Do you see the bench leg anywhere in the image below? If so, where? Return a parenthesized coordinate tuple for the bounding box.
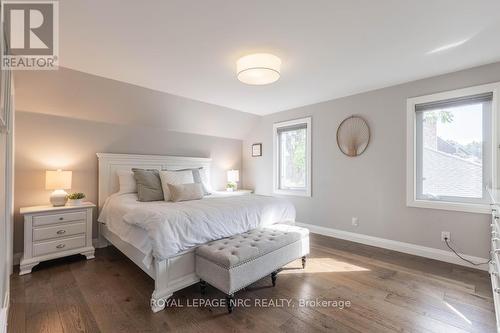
(200, 280, 207, 295)
(302, 256, 307, 269)
(226, 294, 234, 313)
(271, 271, 278, 287)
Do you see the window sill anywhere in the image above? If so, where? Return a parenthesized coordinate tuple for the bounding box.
(407, 199, 490, 214)
(274, 189, 311, 197)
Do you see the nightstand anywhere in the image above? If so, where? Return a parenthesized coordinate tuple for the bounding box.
(19, 202, 96, 275)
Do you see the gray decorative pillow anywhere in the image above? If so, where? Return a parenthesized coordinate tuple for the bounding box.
(132, 168, 164, 202)
(167, 183, 204, 202)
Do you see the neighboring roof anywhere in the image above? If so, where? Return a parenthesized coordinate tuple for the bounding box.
(437, 137, 479, 162)
(422, 148, 482, 199)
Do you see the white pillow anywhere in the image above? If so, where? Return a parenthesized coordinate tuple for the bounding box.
(117, 170, 137, 193)
(159, 170, 194, 201)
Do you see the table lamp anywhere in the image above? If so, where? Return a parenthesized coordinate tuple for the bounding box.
(45, 169, 72, 206)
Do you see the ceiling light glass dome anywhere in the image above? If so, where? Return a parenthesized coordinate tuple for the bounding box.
(237, 53, 281, 85)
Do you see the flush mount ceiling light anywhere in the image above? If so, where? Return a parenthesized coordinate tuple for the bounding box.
(237, 53, 281, 85)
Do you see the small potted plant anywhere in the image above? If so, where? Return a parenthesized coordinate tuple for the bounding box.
(67, 192, 86, 206)
(226, 182, 237, 192)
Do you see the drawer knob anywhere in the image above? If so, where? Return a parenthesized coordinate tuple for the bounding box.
(495, 288, 500, 294)
(59, 217, 64, 221)
(56, 244, 65, 249)
(56, 230, 66, 235)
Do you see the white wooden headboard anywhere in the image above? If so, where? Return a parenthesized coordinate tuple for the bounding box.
(96, 153, 212, 210)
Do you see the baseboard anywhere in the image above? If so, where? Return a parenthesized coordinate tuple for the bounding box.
(13, 226, 489, 271)
(296, 222, 489, 271)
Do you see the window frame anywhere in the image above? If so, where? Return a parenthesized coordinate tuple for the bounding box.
(273, 117, 312, 197)
(406, 83, 500, 214)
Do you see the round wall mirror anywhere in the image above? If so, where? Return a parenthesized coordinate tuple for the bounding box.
(336, 116, 370, 157)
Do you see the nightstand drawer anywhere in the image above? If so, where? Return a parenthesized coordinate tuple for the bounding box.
(33, 211, 86, 227)
(33, 235, 86, 257)
(33, 222, 86, 241)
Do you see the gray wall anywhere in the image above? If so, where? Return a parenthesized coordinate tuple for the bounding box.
(14, 68, 259, 140)
(13, 68, 258, 253)
(243, 62, 500, 258)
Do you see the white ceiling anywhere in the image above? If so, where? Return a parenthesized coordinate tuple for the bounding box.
(60, 0, 500, 115)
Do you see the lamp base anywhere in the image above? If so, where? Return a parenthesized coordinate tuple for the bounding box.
(50, 189, 68, 207)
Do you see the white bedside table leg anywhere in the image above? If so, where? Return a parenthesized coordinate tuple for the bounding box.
(81, 249, 95, 260)
(19, 262, 39, 275)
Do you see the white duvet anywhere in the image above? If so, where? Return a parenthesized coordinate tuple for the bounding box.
(98, 193, 295, 261)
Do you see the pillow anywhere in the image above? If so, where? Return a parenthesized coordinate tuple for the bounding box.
(167, 183, 204, 202)
(167, 167, 212, 195)
(116, 170, 137, 193)
(195, 167, 212, 195)
(132, 168, 164, 202)
(159, 170, 194, 201)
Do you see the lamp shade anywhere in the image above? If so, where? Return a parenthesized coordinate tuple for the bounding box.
(45, 169, 72, 190)
(227, 170, 240, 183)
(237, 53, 281, 85)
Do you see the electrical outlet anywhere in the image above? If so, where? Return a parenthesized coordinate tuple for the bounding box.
(441, 231, 451, 242)
(351, 217, 359, 227)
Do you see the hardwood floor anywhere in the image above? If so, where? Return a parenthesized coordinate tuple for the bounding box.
(8, 234, 496, 333)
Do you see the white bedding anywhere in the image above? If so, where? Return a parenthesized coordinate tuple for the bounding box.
(98, 193, 295, 265)
(98, 193, 154, 265)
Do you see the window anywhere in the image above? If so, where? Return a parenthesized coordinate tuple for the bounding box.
(407, 83, 499, 214)
(273, 117, 312, 196)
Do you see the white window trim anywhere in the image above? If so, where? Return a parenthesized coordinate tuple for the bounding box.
(406, 82, 500, 214)
(273, 117, 312, 197)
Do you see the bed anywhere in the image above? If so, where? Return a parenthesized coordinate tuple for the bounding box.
(95, 153, 296, 312)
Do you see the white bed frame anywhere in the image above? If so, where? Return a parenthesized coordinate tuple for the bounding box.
(96, 153, 212, 312)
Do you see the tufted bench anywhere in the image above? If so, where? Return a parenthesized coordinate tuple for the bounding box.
(195, 224, 309, 313)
